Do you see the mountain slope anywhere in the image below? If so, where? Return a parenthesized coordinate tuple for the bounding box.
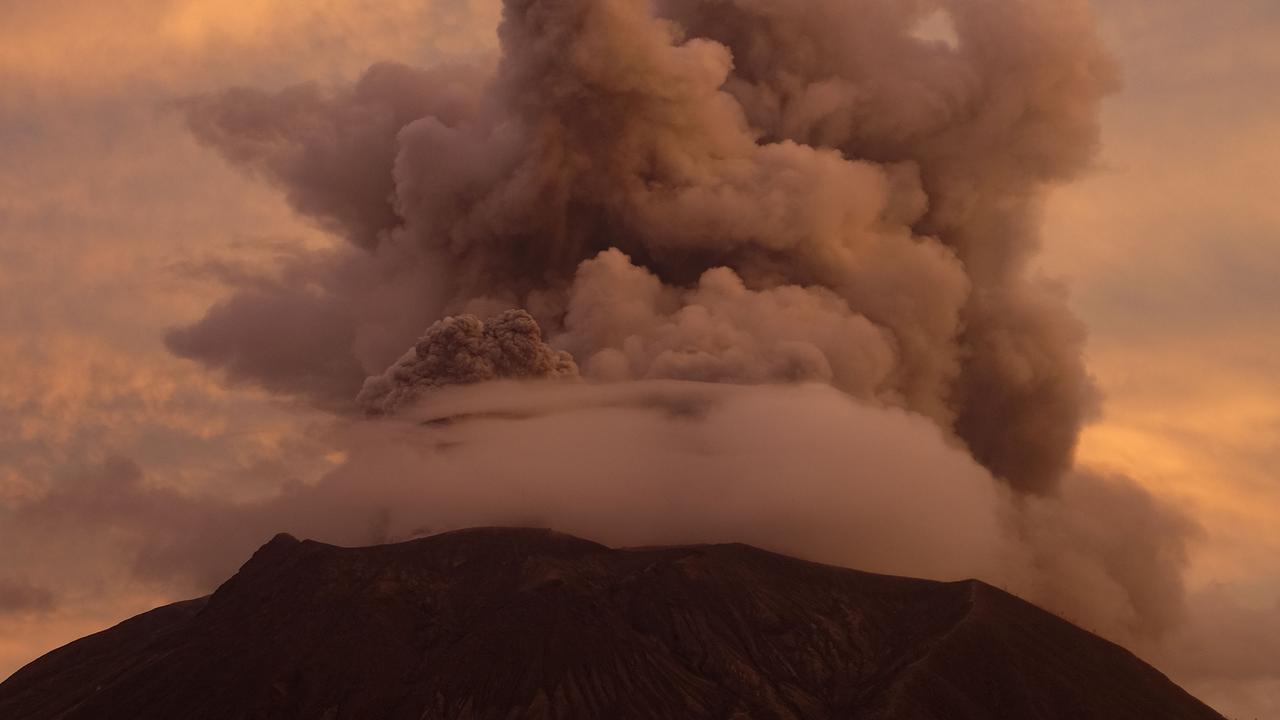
(0, 528, 1223, 720)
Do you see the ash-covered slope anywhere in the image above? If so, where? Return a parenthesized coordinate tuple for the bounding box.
(0, 528, 1222, 720)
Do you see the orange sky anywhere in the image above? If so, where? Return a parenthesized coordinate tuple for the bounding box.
(1, 1, 1277, 716)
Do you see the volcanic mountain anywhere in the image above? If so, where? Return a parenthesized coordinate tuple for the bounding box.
(0, 528, 1223, 719)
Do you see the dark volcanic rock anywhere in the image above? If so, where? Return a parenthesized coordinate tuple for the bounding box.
(0, 528, 1223, 720)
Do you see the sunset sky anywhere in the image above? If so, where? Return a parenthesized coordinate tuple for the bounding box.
(1, 1, 1277, 716)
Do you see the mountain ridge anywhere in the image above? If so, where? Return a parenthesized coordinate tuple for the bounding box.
(0, 527, 1224, 719)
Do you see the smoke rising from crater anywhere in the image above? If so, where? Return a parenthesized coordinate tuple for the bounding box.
(158, 0, 1187, 650)
(155, 0, 1203, 647)
(33, 0, 1202, 655)
(175, 0, 1115, 493)
(358, 309, 578, 414)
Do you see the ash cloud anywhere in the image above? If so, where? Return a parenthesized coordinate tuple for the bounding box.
(151, 0, 1205, 685)
(181, 62, 487, 251)
(177, 0, 1115, 494)
(135, 1, 1210, 704)
(164, 283, 367, 409)
(358, 309, 578, 414)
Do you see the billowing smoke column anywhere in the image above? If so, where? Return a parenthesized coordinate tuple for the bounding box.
(176, 0, 1115, 493)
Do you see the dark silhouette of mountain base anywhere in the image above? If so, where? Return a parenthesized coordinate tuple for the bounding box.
(0, 528, 1224, 719)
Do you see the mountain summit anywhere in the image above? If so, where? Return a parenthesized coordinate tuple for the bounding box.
(0, 528, 1223, 719)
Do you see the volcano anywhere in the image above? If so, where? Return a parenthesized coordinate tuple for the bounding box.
(0, 528, 1222, 719)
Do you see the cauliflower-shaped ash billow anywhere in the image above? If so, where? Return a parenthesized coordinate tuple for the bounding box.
(357, 310, 579, 414)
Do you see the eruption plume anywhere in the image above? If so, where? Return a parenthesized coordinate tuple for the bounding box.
(155, 0, 1202, 654)
(11, 3, 1276, 712)
(161, 0, 1195, 653)
(358, 309, 578, 414)
(176, 0, 1115, 493)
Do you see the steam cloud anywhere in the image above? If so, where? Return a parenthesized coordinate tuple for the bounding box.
(176, 0, 1115, 494)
